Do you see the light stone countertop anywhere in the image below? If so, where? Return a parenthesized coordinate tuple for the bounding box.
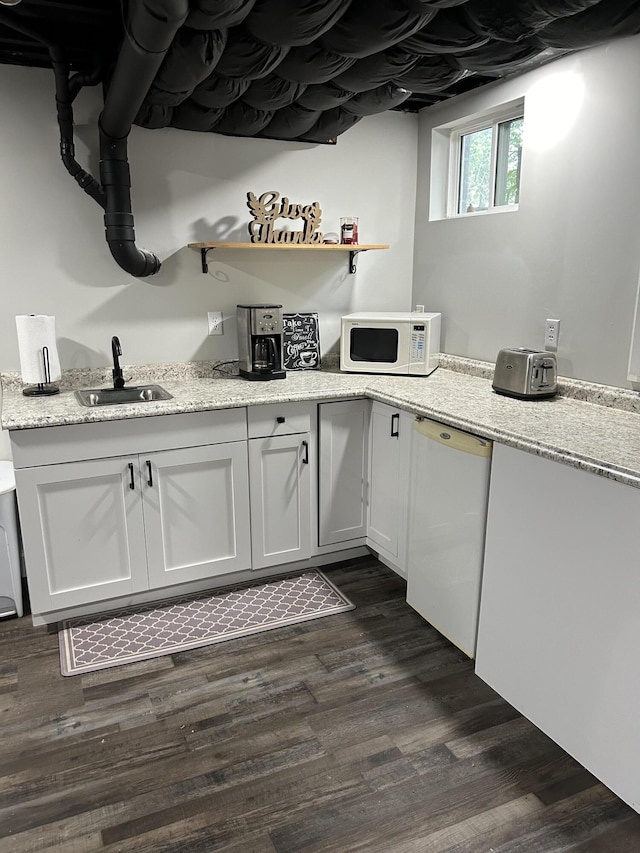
(2, 361, 640, 489)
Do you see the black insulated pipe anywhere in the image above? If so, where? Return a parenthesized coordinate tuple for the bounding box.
(99, 127, 161, 277)
(101, 0, 191, 139)
(98, 0, 189, 276)
(50, 47, 106, 209)
(0, 1, 187, 277)
(0, 11, 106, 206)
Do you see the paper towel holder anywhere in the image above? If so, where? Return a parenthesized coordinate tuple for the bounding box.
(22, 346, 60, 397)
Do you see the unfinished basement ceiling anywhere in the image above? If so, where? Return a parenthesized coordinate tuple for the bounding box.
(2, 0, 640, 144)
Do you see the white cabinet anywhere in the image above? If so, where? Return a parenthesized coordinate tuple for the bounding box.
(366, 401, 412, 576)
(142, 442, 251, 588)
(247, 402, 315, 570)
(476, 443, 640, 812)
(13, 409, 251, 616)
(318, 399, 369, 547)
(15, 456, 149, 613)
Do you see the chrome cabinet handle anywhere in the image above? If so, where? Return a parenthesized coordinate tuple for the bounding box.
(302, 440, 309, 464)
(128, 462, 135, 490)
(146, 460, 153, 487)
(391, 413, 399, 438)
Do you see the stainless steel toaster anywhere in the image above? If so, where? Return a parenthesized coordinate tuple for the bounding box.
(492, 348, 558, 399)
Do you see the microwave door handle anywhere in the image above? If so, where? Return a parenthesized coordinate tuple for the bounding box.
(391, 413, 399, 438)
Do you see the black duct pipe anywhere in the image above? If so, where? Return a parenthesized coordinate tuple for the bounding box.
(0, 10, 106, 207)
(99, 0, 189, 276)
(0, 1, 189, 277)
(50, 48, 106, 209)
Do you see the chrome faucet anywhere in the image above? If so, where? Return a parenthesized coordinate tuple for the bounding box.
(111, 336, 125, 389)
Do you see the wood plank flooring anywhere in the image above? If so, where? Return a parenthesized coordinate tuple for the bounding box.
(1, 556, 639, 852)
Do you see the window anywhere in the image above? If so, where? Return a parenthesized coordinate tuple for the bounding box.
(429, 99, 524, 220)
(629, 272, 640, 390)
(457, 115, 523, 213)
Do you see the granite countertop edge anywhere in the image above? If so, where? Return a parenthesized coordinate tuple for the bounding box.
(2, 357, 640, 489)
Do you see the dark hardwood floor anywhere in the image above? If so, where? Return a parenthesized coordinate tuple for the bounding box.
(1, 556, 639, 852)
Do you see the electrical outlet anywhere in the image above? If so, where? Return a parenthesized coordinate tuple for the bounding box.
(545, 318, 560, 351)
(207, 311, 224, 336)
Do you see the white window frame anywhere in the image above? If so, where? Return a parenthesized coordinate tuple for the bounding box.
(628, 269, 640, 390)
(429, 98, 524, 222)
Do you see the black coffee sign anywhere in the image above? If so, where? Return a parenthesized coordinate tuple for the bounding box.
(282, 313, 321, 371)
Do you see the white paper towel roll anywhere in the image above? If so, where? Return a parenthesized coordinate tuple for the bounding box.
(15, 315, 62, 385)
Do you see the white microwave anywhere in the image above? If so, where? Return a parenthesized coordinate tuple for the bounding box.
(340, 311, 441, 375)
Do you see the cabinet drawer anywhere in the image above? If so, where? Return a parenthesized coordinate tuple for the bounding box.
(12, 408, 248, 468)
(247, 402, 313, 438)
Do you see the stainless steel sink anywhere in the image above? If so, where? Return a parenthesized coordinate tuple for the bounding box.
(75, 384, 173, 407)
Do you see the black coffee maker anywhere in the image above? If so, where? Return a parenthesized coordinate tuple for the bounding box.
(237, 304, 286, 381)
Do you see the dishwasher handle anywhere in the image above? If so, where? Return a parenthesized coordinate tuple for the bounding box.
(414, 418, 492, 457)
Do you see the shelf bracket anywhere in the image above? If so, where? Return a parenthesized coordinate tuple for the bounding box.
(200, 247, 214, 274)
(349, 249, 364, 274)
(195, 244, 376, 274)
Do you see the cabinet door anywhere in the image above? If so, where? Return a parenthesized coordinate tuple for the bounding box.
(15, 457, 148, 614)
(476, 443, 640, 811)
(318, 399, 370, 546)
(143, 442, 251, 589)
(249, 433, 312, 570)
(367, 403, 412, 573)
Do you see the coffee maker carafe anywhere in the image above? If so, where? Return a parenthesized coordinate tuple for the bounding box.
(237, 304, 286, 381)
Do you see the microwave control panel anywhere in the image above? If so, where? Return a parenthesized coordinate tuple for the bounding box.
(410, 324, 426, 363)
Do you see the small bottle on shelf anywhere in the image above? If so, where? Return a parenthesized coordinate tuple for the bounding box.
(340, 217, 359, 244)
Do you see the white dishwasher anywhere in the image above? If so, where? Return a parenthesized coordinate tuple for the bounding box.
(406, 418, 492, 658)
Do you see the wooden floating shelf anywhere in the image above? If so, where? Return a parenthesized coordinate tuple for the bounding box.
(188, 242, 389, 274)
(187, 242, 389, 251)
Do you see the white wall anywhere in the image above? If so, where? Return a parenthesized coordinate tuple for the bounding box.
(4, 33, 639, 464)
(413, 35, 640, 388)
(0, 65, 417, 457)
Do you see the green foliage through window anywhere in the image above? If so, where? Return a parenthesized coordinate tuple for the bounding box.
(457, 115, 523, 215)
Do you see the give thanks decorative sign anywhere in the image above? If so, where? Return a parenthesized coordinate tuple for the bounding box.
(247, 190, 323, 245)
